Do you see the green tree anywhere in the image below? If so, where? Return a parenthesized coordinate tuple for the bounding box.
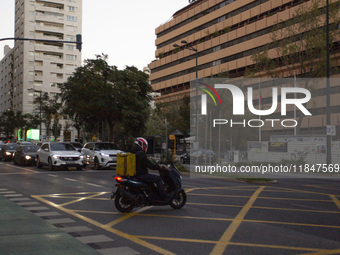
(0, 110, 16, 139)
(247, 0, 340, 134)
(33, 93, 61, 140)
(60, 55, 152, 143)
(150, 96, 191, 137)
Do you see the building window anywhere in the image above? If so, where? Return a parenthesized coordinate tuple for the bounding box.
(66, 54, 77, 60)
(67, 15, 77, 22)
(67, 45, 75, 50)
(68, 6, 75, 12)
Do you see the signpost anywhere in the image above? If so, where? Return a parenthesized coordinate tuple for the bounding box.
(169, 135, 176, 158)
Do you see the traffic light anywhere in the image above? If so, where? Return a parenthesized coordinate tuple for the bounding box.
(76, 34, 82, 51)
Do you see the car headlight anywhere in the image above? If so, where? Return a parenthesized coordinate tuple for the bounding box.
(25, 156, 32, 160)
(100, 153, 110, 157)
(52, 155, 60, 159)
(5, 152, 11, 156)
(80, 155, 84, 159)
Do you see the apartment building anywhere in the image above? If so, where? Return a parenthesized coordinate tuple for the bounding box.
(0, 46, 15, 112)
(149, 0, 340, 136)
(0, 0, 82, 114)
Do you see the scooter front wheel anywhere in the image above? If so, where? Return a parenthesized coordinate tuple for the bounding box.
(114, 193, 134, 213)
(170, 190, 187, 209)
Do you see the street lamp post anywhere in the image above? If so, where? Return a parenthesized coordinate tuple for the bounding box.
(326, 0, 332, 165)
(173, 40, 199, 147)
(28, 88, 42, 141)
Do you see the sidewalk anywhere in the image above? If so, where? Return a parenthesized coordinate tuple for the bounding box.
(0, 195, 101, 255)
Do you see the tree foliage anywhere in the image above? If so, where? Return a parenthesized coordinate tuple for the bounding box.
(59, 54, 152, 144)
(33, 92, 61, 140)
(0, 110, 39, 140)
(246, 0, 340, 134)
(248, 0, 340, 78)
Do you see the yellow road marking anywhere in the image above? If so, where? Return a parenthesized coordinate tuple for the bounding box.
(210, 186, 265, 255)
(306, 185, 340, 192)
(38, 191, 109, 196)
(32, 194, 175, 255)
(190, 193, 333, 202)
(330, 195, 340, 211)
(59, 192, 107, 207)
(32, 186, 340, 254)
(104, 207, 152, 228)
(188, 202, 340, 214)
(269, 186, 336, 197)
(243, 219, 340, 229)
(136, 236, 335, 253)
(229, 242, 332, 252)
(299, 249, 340, 255)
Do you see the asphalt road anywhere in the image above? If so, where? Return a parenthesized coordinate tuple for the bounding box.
(0, 161, 340, 255)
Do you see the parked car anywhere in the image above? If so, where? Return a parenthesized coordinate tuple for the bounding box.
(16, 141, 33, 145)
(180, 148, 216, 164)
(13, 145, 40, 166)
(36, 142, 84, 171)
(65, 142, 83, 152)
(32, 141, 43, 147)
(0, 143, 19, 161)
(81, 142, 123, 170)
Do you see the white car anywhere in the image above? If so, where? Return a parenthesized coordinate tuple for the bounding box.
(36, 142, 84, 171)
(81, 142, 122, 169)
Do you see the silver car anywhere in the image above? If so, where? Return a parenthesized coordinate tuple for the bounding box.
(36, 142, 84, 171)
(81, 142, 122, 170)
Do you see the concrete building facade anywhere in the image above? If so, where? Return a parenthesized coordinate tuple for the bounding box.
(0, 0, 82, 140)
(149, 0, 340, 136)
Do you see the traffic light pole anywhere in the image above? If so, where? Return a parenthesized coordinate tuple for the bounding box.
(0, 34, 82, 51)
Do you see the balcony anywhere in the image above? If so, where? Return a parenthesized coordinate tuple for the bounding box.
(35, 13, 64, 24)
(34, 44, 64, 54)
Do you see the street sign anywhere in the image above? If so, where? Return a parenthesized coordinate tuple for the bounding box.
(169, 135, 176, 140)
(326, 125, 336, 136)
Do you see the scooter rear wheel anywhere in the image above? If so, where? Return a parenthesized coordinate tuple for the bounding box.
(170, 190, 186, 209)
(115, 193, 134, 213)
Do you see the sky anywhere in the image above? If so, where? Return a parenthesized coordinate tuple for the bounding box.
(0, 0, 189, 70)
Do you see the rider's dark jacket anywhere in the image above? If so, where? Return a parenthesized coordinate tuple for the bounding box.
(131, 145, 160, 176)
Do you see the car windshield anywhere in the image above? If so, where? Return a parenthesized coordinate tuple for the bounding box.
(71, 143, 82, 148)
(22, 145, 40, 152)
(4, 144, 18, 150)
(95, 143, 118, 150)
(50, 143, 76, 151)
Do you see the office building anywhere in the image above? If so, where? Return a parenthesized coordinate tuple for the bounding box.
(149, 0, 340, 136)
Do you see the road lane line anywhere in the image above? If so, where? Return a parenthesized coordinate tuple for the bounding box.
(104, 207, 152, 228)
(3, 163, 38, 173)
(59, 192, 107, 207)
(35, 197, 175, 255)
(189, 193, 334, 202)
(136, 236, 331, 253)
(188, 202, 340, 214)
(210, 186, 265, 255)
(330, 195, 340, 211)
(299, 248, 340, 255)
(65, 178, 77, 182)
(85, 182, 103, 187)
(33, 194, 176, 255)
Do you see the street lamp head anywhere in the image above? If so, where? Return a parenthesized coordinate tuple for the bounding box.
(181, 40, 188, 44)
(173, 43, 180, 48)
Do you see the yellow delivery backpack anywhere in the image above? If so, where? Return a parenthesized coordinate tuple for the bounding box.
(116, 153, 136, 177)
